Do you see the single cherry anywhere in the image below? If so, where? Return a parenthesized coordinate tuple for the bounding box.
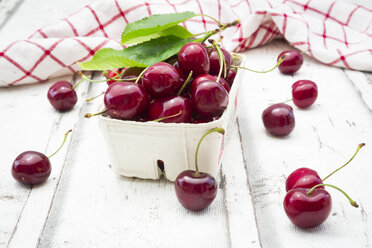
(277, 50, 303, 74)
(142, 62, 182, 97)
(284, 188, 332, 228)
(262, 103, 295, 136)
(178, 43, 210, 76)
(208, 48, 232, 76)
(191, 81, 229, 118)
(192, 74, 230, 93)
(225, 69, 236, 86)
(292, 80, 318, 108)
(284, 183, 358, 228)
(47, 80, 77, 111)
(175, 128, 224, 211)
(286, 143, 365, 192)
(286, 168, 323, 192)
(11, 130, 71, 185)
(104, 82, 148, 120)
(147, 96, 192, 123)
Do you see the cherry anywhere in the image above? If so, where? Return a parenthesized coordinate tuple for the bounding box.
(106, 68, 123, 86)
(208, 48, 232, 76)
(47, 80, 77, 111)
(286, 168, 323, 192)
(262, 103, 295, 136)
(284, 183, 358, 228)
(142, 62, 182, 97)
(225, 69, 236, 86)
(191, 80, 229, 118)
(277, 50, 303, 74)
(178, 43, 210, 76)
(175, 128, 224, 211)
(192, 74, 230, 93)
(292, 80, 318, 108)
(104, 82, 148, 120)
(12, 151, 51, 185)
(147, 96, 192, 123)
(11, 130, 71, 185)
(286, 143, 365, 192)
(284, 188, 332, 228)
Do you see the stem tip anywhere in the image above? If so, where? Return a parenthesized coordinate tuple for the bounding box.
(351, 201, 359, 208)
(359, 143, 365, 148)
(84, 113, 92, 118)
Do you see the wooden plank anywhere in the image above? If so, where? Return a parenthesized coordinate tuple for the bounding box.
(35, 77, 232, 248)
(236, 40, 372, 247)
(0, 0, 24, 29)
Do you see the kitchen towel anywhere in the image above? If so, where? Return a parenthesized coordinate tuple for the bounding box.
(0, 0, 371, 86)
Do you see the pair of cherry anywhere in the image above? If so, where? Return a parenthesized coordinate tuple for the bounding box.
(262, 50, 318, 137)
(284, 143, 364, 228)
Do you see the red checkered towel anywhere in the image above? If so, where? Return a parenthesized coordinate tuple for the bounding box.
(0, 0, 371, 86)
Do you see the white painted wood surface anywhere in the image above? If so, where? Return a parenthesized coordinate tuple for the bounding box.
(0, 1, 371, 248)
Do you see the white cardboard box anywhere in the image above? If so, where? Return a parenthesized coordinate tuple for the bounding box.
(99, 54, 245, 181)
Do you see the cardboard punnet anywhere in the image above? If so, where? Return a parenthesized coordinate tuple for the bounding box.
(99, 54, 245, 181)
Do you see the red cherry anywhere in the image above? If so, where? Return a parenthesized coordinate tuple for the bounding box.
(262, 103, 295, 136)
(192, 74, 230, 93)
(225, 69, 236, 86)
(191, 80, 229, 118)
(284, 188, 332, 228)
(104, 82, 148, 120)
(147, 96, 192, 123)
(278, 50, 303, 74)
(286, 168, 323, 192)
(178, 43, 210, 76)
(142, 62, 182, 97)
(292, 80, 318, 108)
(175, 170, 218, 211)
(47, 80, 77, 111)
(12, 151, 51, 185)
(208, 48, 232, 75)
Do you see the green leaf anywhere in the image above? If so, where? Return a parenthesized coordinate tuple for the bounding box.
(78, 48, 147, 70)
(123, 25, 193, 45)
(121, 11, 196, 44)
(79, 36, 192, 71)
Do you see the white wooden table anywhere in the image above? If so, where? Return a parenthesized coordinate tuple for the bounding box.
(1, 0, 371, 247)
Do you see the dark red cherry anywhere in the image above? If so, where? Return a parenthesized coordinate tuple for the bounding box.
(277, 50, 303, 74)
(104, 82, 148, 120)
(284, 188, 332, 228)
(262, 103, 295, 136)
(208, 48, 232, 75)
(286, 168, 323, 192)
(191, 80, 229, 118)
(192, 74, 230, 93)
(47, 80, 77, 111)
(292, 80, 318, 108)
(175, 170, 218, 211)
(178, 43, 210, 76)
(225, 69, 237, 86)
(12, 151, 51, 185)
(147, 96, 192, 123)
(142, 62, 182, 97)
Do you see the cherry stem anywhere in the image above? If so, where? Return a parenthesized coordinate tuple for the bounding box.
(198, 19, 240, 44)
(307, 183, 359, 208)
(78, 71, 136, 84)
(209, 39, 226, 83)
(195, 14, 223, 27)
(177, 71, 193, 96)
(86, 91, 105, 102)
(322, 143, 365, 182)
(231, 54, 285, 73)
(48, 130, 72, 159)
(153, 111, 182, 122)
(84, 110, 107, 119)
(194, 127, 225, 177)
(73, 76, 90, 90)
(134, 67, 148, 84)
